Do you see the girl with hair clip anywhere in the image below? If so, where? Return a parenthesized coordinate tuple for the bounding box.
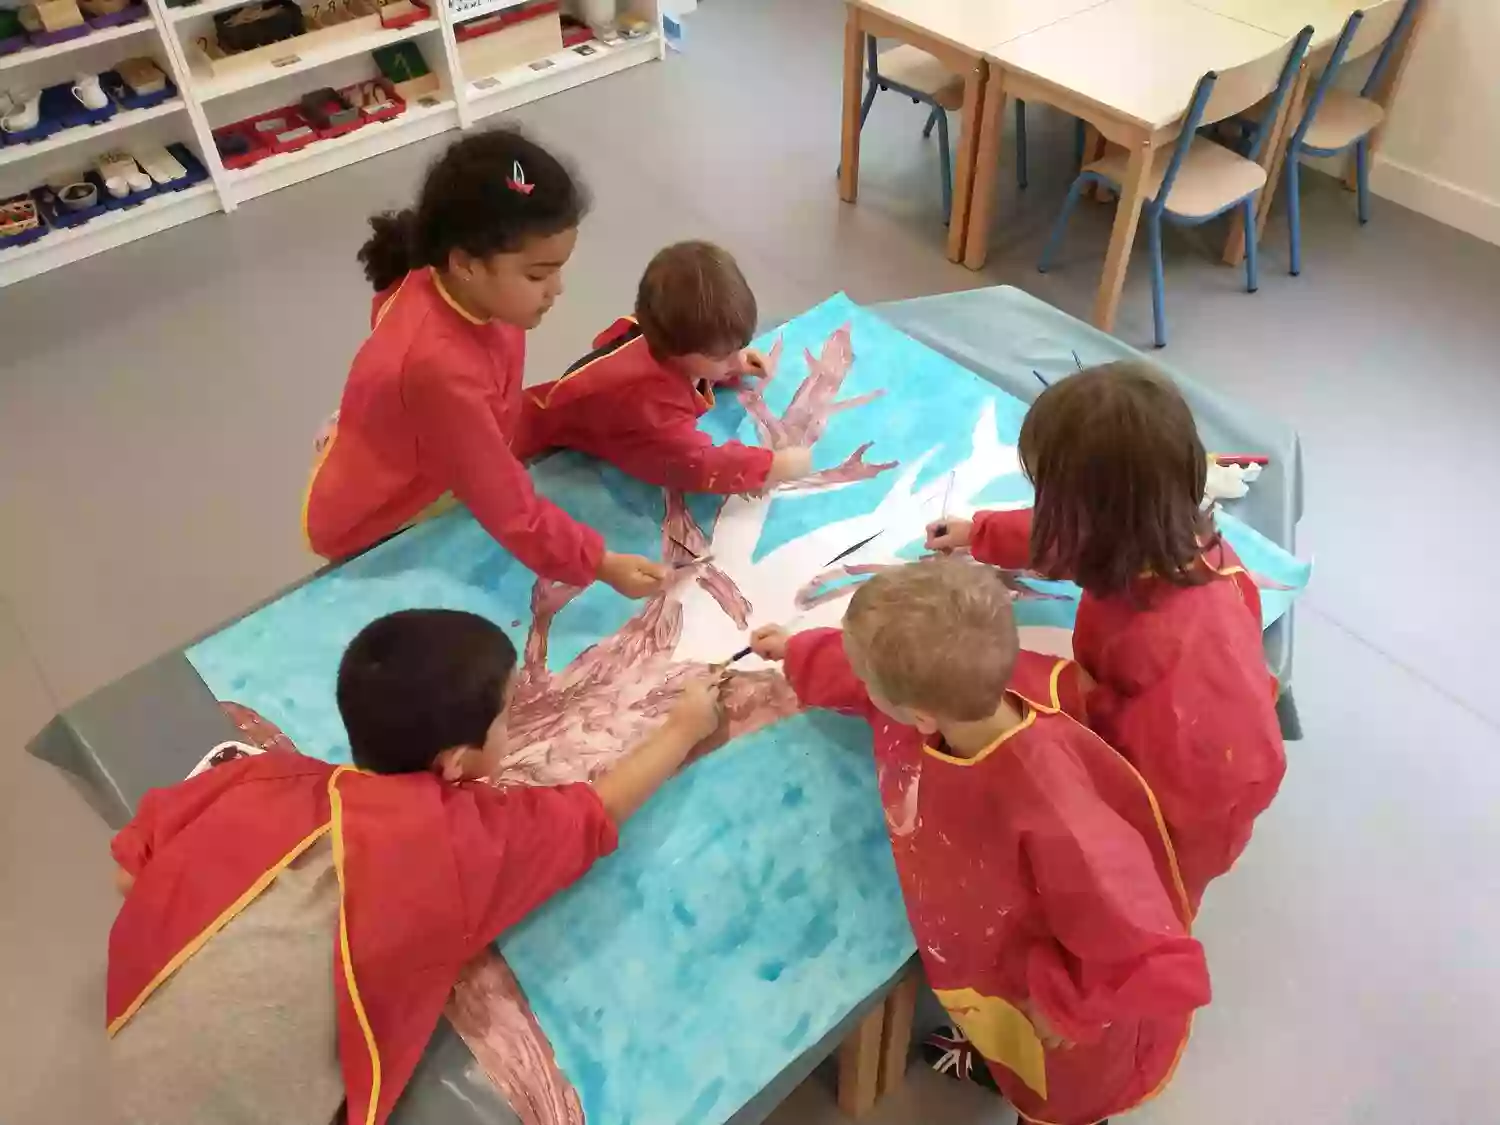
(928, 361, 1285, 913)
(303, 127, 665, 599)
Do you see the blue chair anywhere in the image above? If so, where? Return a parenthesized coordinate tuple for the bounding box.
(1038, 29, 1312, 347)
(1282, 0, 1421, 276)
(855, 40, 1029, 222)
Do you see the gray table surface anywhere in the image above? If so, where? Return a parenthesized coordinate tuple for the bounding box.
(27, 286, 1302, 1125)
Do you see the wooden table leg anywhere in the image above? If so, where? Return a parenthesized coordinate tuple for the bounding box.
(945, 56, 986, 263)
(1345, 0, 1430, 190)
(1224, 63, 1307, 266)
(962, 61, 1007, 270)
(838, 4, 864, 205)
(1092, 138, 1152, 332)
(837, 1001, 885, 1118)
(877, 967, 920, 1096)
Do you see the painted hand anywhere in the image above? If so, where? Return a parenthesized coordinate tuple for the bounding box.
(749, 624, 791, 662)
(925, 517, 973, 553)
(668, 676, 725, 744)
(738, 347, 770, 380)
(767, 446, 813, 486)
(598, 552, 668, 599)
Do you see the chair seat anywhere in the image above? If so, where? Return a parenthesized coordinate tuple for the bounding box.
(1301, 88, 1385, 152)
(1086, 137, 1267, 220)
(876, 44, 964, 110)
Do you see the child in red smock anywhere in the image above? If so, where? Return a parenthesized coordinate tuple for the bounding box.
(303, 128, 664, 599)
(525, 241, 813, 493)
(107, 609, 722, 1125)
(927, 361, 1285, 912)
(750, 558, 1210, 1125)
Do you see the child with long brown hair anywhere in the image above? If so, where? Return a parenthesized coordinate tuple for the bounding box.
(302, 127, 665, 599)
(927, 361, 1284, 912)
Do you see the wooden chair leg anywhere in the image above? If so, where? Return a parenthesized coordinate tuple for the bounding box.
(877, 968, 920, 1096)
(837, 1002, 885, 1118)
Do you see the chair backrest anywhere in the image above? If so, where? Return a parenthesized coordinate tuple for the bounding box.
(1291, 0, 1420, 149)
(1151, 28, 1312, 210)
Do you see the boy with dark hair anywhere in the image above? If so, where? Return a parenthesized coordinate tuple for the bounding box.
(523, 240, 812, 493)
(107, 608, 720, 1125)
(750, 558, 1211, 1125)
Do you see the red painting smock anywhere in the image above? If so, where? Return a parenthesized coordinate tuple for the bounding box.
(970, 508, 1285, 911)
(302, 267, 604, 584)
(783, 630, 1210, 1125)
(107, 751, 616, 1125)
(524, 317, 775, 494)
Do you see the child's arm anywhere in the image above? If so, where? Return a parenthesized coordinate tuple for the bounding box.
(926, 509, 1034, 569)
(612, 420, 786, 495)
(451, 680, 722, 945)
(755, 626, 874, 718)
(406, 357, 662, 597)
(1021, 786, 1211, 1046)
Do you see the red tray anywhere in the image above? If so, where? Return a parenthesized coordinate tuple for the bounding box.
(339, 78, 406, 125)
(212, 121, 272, 170)
(242, 106, 317, 155)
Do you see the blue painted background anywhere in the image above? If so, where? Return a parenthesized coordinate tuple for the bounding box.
(186, 293, 1308, 1124)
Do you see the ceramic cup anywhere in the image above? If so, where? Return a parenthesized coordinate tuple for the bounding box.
(59, 182, 98, 212)
(126, 169, 151, 193)
(104, 175, 129, 199)
(1, 91, 40, 133)
(72, 73, 109, 111)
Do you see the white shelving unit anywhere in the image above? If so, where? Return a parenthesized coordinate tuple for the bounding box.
(0, 0, 668, 287)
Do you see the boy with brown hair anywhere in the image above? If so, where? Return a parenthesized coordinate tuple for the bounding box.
(750, 558, 1211, 1125)
(523, 240, 812, 493)
(107, 609, 721, 1125)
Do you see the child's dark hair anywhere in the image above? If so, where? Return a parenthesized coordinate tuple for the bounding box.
(635, 241, 757, 359)
(359, 127, 589, 291)
(337, 609, 517, 774)
(1019, 361, 1212, 597)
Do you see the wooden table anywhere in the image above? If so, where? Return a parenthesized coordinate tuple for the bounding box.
(838, 0, 1107, 263)
(961, 0, 1288, 331)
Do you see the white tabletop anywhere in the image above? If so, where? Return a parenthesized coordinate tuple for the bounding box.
(1183, 0, 1359, 47)
(988, 0, 1288, 131)
(852, 0, 1110, 56)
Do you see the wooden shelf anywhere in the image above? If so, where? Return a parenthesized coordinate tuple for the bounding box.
(193, 18, 439, 101)
(0, 17, 156, 73)
(448, 0, 531, 25)
(227, 95, 454, 202)
(0, 181, 218, 285)
(467, 32, 657, 117)
(0, 100, 186, 169)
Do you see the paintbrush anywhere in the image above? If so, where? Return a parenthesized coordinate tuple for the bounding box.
(823, 529, 882, 569)
(668, 533, 713, 568)
(715, 611, 811, 676)
(930, 468, 958, 539)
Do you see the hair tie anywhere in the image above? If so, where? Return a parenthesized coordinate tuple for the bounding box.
(507, 160, 534, 195)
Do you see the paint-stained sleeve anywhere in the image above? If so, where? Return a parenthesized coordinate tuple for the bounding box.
(605, 412, 775, 494)
(782, 628, 874, 719)
(970, 508, 1034, 569)
(110, 755, 266, 876)
(1019, 756, 1211, 1044)
(449, 781, 620, 949)
(405, 343, 605, 586)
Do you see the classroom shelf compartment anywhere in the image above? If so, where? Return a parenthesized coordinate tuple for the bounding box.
(192, 17, 440, 101)
(466, 30, 656, 117)
(0, 15, 155, 73)
(0, 99, 186, 169)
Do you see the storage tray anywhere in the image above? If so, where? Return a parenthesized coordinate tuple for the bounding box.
(85, 4, 148, 28)
(101, 68, 178, 110)
(32, 182, 107, 229)
(42, 81, 117, 129)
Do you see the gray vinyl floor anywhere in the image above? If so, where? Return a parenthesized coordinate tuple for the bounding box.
(3, 1, 1499, 1122)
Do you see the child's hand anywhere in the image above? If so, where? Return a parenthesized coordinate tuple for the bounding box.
(767, 447, 813, 485)
(750, 624, 791, 662)
(1024, 1002, 1073, 1051)
(599, 552, 668, 599)
(667, 676, 724, 744)
(925, 517, 973, 553)
(739, 348, 770, 380)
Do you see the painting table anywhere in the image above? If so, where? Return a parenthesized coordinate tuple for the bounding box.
(29, 285, 1306, 1125)
(838, 0, 1105, 263)
(961, 0, 1288, 331)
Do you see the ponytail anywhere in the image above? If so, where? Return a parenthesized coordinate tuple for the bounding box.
(358, 209, 417, 292)
(357, 127, 589, 292)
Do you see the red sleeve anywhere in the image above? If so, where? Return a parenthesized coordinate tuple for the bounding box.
(1019, 756, 1211, 1043)
(405, 347, 605, 586)
(447, 781, 619, 948)
(782, 629, 874, 718)
(110, 754, 268, 876)
(970, 508, 1034, 569)
(608, 413, 774, 495)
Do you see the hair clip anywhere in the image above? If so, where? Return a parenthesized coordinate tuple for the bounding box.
(507, 160, 534, 195)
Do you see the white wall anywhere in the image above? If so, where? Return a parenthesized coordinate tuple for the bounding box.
(1371, 0, 1500, 245)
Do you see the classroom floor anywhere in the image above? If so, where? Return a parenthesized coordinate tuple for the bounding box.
(3, 1, 1499, 1122)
